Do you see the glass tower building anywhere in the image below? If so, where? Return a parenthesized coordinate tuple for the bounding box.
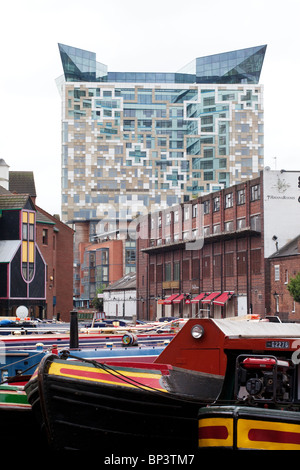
(57, 44, 266, 305)
(57, 43, 266, 230)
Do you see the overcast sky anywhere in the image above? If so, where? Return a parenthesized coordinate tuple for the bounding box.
(1, 0, 299, 216)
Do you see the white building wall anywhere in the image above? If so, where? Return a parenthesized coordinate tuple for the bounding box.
(0, 159, 9, 190)
(263, 169, 300, 257)
(103, 290, 136, 319)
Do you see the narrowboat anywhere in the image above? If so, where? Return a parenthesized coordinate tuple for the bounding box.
(25, 318, 300, 451)
(25, 354, 222, 451)
(0, 334, 169, 380)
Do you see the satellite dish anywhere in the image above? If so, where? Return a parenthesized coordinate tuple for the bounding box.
(16, 305, 29, 320)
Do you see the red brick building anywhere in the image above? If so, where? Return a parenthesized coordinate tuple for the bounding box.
(269, 235, 300, 321)
(75, 239, 124, 308)
(72, 220, 136, 308)
(137, 175, 265, 321)
(35, 206, 74, 321)
(137, 168, 300, 322)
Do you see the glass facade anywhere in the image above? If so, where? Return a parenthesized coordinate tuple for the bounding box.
(59, 43, 266, 85)
(179, 45, 266, 84)
(57, 44, 266, 225)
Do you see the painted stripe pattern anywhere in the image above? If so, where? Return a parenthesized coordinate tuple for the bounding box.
(48, 362, 167, 392)
(199, 416, 300, 450)
(0, 386, 30, 409)
(198, 418, 234, 448)
(238, 419, 300, 450)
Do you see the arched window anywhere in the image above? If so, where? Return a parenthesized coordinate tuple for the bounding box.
(22, 211, 35, 281)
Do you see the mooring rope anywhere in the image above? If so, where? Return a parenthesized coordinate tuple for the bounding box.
(59, 350, 213, 405)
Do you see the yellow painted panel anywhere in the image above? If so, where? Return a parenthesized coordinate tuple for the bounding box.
(198, 417, 234, 448)
(22, 241, 27, 262)
(22, 212, 28, 223)
(237, 418, 300, 450)
(29, 241, 34, 262)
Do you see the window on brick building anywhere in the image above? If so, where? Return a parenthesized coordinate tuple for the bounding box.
(174, 262, 180, 281)
(274, 265, 280, 281)
(203, 257, 210, 277)
(213, 196, 220, 212)
(164, 264, 171, 282)
(237, 189, 245, 205)
(203, 226, 210, 237)
(182, 260, 190, 278)
(149, 264, 155, 283)
(237, 251, 247, 275)
(213, 254, 221, 277)
(203, 200, 210, 214)
(250, 215, 261, 232)
(250, 184, 260, 201)
(225, 253, 234, 276)
(213, 224, 220, 234)
(42, 228, 48, 245)
(237, 218, 246, 230)
(156, 264, 163, 282)
(192, 258, 200, 279)
(251, 249, 261, 274)
(225, 193, 233, 208)
(224, 221, 233, 232)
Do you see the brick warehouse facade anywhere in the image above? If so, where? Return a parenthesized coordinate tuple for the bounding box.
(137, 169, 300, 321)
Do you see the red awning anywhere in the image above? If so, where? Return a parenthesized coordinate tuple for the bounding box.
(173, 294, 184, 303)
(202, 292, 221, 304)
(163, 294, 180, 304)
(191, 293, 207, 303)
(213, 291, 234, 306)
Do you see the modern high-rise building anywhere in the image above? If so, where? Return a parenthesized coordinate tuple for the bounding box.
(56, 43, 266, 306)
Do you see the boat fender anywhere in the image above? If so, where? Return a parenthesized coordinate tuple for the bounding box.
(58, 349, 70, 359)
(122, 332, 138, 347)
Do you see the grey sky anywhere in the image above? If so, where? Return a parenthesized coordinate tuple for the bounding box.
(1, 0, 299, 215)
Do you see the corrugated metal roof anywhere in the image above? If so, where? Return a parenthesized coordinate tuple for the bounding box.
(0, 240, 21, 262)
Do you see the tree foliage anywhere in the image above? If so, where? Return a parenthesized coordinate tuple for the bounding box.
(91, 285, 105, 311)
(287, 272, 300, 303)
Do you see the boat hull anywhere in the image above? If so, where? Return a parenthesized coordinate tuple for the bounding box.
(0, 380, 47, 451)
(26, 354, 223, 451)
(198, 406, 300, 451)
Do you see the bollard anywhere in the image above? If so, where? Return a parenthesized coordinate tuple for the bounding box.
(70, 311, 79, 349)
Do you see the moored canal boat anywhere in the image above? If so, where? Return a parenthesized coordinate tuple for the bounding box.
(25, 353, 223, 451)
(25, 318, 300, 451)
(198, 406, 300, 450)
